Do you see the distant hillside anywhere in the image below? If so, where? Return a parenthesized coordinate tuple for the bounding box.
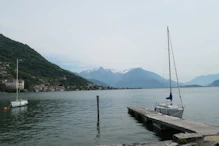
(79, 67, 179, 88)
(88, 79, 109, 87)
(186, 74, 219, 86)
(211, 80, 219, 86)
(0, 34, 90, 90)
(182, 85, 203, 88)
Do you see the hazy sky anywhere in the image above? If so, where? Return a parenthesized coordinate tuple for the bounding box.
(1, 0, 219, 82)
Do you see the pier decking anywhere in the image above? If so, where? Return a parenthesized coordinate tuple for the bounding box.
(97, 140, 177, 146)
(97, 106, 219, 146)
(128, 106, 219, 136)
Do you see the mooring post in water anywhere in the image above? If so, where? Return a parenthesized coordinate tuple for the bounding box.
(97, 95, 99, 121)
(96, 95, 100, 140)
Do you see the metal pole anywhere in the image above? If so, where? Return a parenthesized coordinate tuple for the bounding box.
(167, 27, 172, 95)
(16, 59, 18, 101)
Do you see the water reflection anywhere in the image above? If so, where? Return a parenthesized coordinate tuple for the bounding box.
(95, 118, 100, 145)
(0, 101, 42, 145)
(96, 121, 100, 138)
(128, 112, 181, 141)
(11, 106, 28, 116)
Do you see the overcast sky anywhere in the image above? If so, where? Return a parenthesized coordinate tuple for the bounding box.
(1, 0, 219, 82)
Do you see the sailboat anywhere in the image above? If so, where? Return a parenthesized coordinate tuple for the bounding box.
(154, 27, 184, 118)
(11, 59, 28, 108)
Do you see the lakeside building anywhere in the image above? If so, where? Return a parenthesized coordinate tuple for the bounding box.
(0, 70, 7, 76)
(55, 86, 65, 91)
(5, 79, 25, 89)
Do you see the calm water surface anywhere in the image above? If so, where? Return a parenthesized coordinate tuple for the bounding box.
(0, 87, 219, 146)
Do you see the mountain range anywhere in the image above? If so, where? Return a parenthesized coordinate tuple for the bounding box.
(79, 67, 219, 88)
(78, 67, 179, 88)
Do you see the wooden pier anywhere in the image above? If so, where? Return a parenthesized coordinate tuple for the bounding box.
(97, 140, 177, 146)
(127, 106, 219, 136)
(98, 107, 219, 146)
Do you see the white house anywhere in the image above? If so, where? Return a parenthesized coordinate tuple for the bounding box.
(5, 79, 25, 89)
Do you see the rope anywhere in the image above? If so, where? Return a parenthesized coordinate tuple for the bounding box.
(8, 104, 11, 109)
(168, 30, 184, 108)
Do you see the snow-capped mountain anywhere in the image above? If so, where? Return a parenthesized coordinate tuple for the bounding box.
(79, 67, 123, 86)
(78, 67, 177, 88)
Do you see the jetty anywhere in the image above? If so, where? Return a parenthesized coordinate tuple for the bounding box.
(127, 106, 219, 135)
(98, 107, 219, 146)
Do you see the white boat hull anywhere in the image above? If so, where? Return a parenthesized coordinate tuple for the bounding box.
(11, 99, 28, 108)
(155, 106, 183, 118)
(155, 102, 184, 118)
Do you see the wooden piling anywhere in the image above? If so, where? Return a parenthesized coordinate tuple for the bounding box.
(97, 95, 99, 121)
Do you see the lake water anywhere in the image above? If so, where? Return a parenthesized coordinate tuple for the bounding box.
(0, 87, 219, 146)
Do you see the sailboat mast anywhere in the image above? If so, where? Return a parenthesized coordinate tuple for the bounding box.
(16, 59, 18, 101)
(167, 27, 172, 94)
